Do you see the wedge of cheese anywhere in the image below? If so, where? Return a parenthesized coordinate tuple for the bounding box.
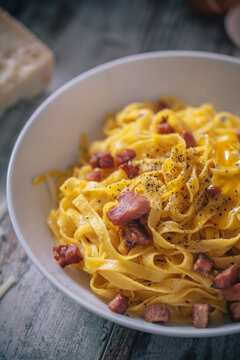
(0, 9, 54, 116)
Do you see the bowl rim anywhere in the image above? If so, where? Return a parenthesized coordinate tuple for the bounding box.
(7, 50, 240, 337)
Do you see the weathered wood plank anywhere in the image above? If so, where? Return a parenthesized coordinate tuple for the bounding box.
(0, 0, 240, 359)
(99, 324, 240, 360)
(0, 270, 114, 359)
(140, 0, 240, 57)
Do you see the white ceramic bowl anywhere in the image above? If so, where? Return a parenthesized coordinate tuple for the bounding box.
(7, 51, 240, 337)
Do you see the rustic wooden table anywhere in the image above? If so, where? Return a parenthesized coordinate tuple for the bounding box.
(1, 1, 240, 359)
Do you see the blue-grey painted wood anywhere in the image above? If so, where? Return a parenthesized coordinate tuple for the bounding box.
(0, 0, 240, 359)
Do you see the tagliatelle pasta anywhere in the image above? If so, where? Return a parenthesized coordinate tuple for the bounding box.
(45, 96, 240, 324)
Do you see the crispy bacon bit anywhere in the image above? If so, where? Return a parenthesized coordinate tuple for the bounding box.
(121, 221, 152, 252)
(161, 115, 169, 123)
(192, 303, 210, 328)
(116, 149, 136, 166)
(212, 264, 238, 289)
(108, 294, 128, 314)
(139, 213, 149, 226)
(206, 185, 221, 198)
(227, 301, 240, 322)
(106, 191, 151, 226)
(53, 244, 83, 268)
(86, 170, 102, 182)
(155, 100, 168, 113)
(237, 128, 240, 140)
(90, 150, 114, 168)
(193, 253, 214, 276)
(181, 130, 197, 148)
(144, 303, 170, 323)
(157, 123, 175, 134)
(221, 283, 240, 301)
(119, 163, 139, 179)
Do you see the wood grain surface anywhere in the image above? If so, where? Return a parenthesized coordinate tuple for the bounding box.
(0, 0, 240, 359)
